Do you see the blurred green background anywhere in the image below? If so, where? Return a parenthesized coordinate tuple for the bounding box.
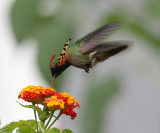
(1, 0, 160, 133)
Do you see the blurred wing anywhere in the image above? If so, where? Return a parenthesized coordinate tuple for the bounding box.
(92, 40, 133, 61)
(80, 21, 121, 53)
(91, 40, 133, 53)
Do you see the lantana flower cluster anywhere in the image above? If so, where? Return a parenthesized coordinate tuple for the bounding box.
(44, 92, 80, 119)
(18, 85, 55, 103)
(18, 85, 80, 119)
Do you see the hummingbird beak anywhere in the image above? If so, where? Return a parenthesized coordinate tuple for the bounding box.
(52, 74, 56, 88)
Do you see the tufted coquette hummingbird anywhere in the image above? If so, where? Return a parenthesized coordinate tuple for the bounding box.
(50, 21, 133, 86)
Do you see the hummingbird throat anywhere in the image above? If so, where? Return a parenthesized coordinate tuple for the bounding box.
(57, 38, 71, 67)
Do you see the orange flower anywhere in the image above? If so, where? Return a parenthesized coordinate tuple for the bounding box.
(59, 92, 78, 105)
(59, 92, 80, 119)
(50, 92, 80, 119)
(18, 85, 55, 103)
(44, 96, 65, 110)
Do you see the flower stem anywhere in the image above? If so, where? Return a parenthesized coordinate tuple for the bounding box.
(44, 111, 54, 129)
(47, 110, 62, 129)
(33, 108, 39, 133)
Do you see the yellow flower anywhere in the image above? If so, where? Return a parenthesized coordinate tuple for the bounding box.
(60, 92, 78, 105)
(44, 96, 65, 110)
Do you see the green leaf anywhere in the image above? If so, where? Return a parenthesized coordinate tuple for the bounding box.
(17, 102, 50, 122)
(44, 127, 61, 133)
(16, 120, 36, 133)
(99, 8, 127, 26)
(17, 101, 42, 113)
(11, 0, 39, 42)
(145, 0, 160, 19)
(81, 76, 120, 133)
(0, 120, 36, 133)
(0, 121, 20, 133)
(62, 129, 73, 133)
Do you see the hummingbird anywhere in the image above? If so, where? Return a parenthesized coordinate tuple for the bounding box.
(50, 21, 133, 86)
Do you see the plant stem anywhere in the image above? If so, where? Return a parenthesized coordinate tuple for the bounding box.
(44, 111, 54, 129)
(47, 110, 62, 129)
(33, 108, 39, 133)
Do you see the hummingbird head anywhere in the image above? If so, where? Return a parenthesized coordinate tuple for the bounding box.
(50, 53, 60, 86)
(50, 52, 70, 87)
(50, 38, 71, 87)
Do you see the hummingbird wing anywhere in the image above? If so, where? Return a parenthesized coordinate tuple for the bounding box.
(91, 40, 133, 61)
(91, 40, 133, 52)
(79, 21, 121, 53)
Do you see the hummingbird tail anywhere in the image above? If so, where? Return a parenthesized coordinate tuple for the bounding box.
(93, 40, 133, 62)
